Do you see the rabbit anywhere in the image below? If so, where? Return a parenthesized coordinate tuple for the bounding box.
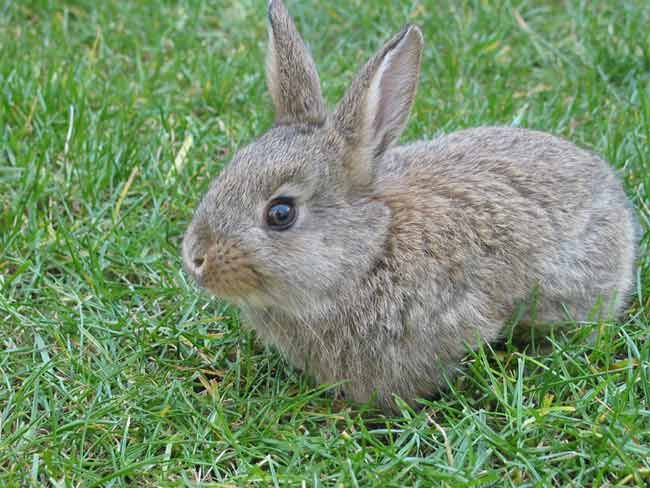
(182, 0, 641, 412)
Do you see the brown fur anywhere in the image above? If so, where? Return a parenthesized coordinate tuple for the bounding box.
(182, 0, 640, 412)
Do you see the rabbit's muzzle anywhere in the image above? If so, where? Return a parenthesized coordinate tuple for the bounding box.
(182, 232, 261, 300)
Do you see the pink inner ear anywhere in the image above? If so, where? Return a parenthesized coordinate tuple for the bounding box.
(369, 33, 421, 153)
(330, 26, 423, 188)
(361, 26, 422, 159)
(374, 67, 417, 133)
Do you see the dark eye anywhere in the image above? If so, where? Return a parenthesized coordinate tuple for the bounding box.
(265, 197, 297, 231)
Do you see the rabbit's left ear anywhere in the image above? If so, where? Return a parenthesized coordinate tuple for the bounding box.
(334, 25, 423, 188)
(266, 0, 326, 126)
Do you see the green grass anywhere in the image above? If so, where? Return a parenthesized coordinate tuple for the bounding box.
(1, 0, 649, 486)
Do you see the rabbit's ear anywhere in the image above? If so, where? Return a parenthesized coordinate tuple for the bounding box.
(334, 25, 423, 187)
(266, 0, 326, 126)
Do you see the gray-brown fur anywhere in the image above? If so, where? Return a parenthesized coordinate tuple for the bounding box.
(182, 0, 640, 412)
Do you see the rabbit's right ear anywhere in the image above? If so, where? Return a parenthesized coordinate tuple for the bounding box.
(333, 26, 423, 189)
(266, 0, 326, 126)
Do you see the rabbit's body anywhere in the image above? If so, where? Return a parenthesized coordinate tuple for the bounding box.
(239, 126, 638, 409)
(182, 0, 640, 411)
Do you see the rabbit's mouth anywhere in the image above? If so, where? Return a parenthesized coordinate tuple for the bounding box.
(200, 266, 264, 303)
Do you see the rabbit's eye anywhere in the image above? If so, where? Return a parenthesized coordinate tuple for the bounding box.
(266, 197, 297, 231)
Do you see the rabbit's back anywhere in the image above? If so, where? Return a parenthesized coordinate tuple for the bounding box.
(381, 126, 639, 322)
(384, 127, 612, 228)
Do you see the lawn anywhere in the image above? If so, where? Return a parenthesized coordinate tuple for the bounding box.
(1, 0, 649, 486)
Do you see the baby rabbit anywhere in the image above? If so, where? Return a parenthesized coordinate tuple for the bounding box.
(182, 0, 640, 411)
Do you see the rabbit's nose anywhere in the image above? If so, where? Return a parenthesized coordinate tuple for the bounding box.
(182, 232, 211, 280)
(192, 256, 205, 269)
(185, 248, 208, 278)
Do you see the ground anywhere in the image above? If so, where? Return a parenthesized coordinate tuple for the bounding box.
(1, 0, 649, 486)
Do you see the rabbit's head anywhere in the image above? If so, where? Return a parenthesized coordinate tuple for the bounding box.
(183, 0, 423, 314)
